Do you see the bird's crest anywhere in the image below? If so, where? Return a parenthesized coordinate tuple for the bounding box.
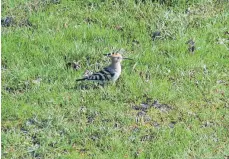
(109, 53, 122, 57)
(104, 48, 125, 57)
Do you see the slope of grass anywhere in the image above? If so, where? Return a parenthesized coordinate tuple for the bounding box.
(2, 0, 229, 158)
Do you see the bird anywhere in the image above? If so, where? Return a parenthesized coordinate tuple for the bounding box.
(76, 50, 132, 84)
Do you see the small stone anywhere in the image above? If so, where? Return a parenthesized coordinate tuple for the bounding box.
(1, 17, 14, 27)
(186, 39, 195, 54)
(169, 121, 176, 128)
(32, 78, 42, 84)
(152, 31, 161, 41)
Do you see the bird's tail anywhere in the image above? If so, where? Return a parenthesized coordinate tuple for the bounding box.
(76, 78, 86, 82)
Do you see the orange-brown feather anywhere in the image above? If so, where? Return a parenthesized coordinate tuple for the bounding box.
(110, 53, 122, 57)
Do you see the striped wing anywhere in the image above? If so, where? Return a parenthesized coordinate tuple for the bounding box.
(79, 67, 115, 83)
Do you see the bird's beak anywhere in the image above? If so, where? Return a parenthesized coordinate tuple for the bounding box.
(122, 57, 133, 60)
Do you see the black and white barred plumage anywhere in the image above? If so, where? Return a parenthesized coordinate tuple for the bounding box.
(76, 67, 116, 83)
(76, 50, 132, 84)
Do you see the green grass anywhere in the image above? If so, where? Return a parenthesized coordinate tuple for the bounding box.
(2, 0, 229, 158)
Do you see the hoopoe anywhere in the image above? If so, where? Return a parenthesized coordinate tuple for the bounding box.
(76, 50, 132, 84)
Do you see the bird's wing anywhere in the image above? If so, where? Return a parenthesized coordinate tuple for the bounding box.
(76, 67, 115, 82)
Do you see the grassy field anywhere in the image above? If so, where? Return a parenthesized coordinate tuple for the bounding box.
(1, 0, 229, 158)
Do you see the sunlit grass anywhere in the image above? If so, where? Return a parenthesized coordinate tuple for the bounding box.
(2, 0, 229, 158)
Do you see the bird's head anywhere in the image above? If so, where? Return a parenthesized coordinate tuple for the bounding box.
(104, 49, 133, 63)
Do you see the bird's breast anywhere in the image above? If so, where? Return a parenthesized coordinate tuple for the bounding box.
(111, 70, 121, 82)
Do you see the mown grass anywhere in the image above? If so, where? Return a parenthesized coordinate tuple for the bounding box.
(2, 0, 229, 158)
